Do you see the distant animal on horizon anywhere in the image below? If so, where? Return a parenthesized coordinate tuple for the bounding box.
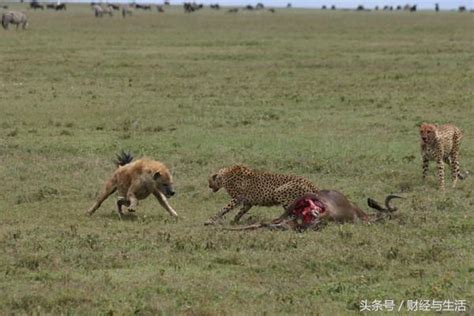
(93, 4, 103, 17)
(93, 5, 112, 17)
(227, 8, 238, 13)
(86, 152, 178, 219)
(2, 11, 28, 30)
(157, 5, 165, 12)
(55, 3, 66, 11)
(122, 5, 132, 17)
(30, 1, 44, 10)
(419, 123, 464, 191)
(183, 2, 203, 12)
(108, 3, 120, 11)
(135, 4, 152, 10)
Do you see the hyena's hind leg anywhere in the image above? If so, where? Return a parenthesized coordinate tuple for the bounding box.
(116, 197, 131, 219)
(87, 177, 117, 216)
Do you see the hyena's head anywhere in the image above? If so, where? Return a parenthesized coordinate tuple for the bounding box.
(419, 123, 437, 144)
(152, 168, 175, 198)
(208, 172, 223, 192)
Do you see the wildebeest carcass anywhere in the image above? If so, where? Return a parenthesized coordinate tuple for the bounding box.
(2, 11, 28, 30)
(222, 191, 403, 232)
(30, 1, 44, 10)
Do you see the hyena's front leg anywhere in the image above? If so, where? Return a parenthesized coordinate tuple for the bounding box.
(205, 198, 240, 225)
(87, 178, 117, 216)
(126, 180, 144, 213)
(153, 190, 178, 217)
(436, 158, 445, 191)
(126, 193, 139, 212)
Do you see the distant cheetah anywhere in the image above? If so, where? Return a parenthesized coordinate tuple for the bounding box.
(419, 123, 463, 191)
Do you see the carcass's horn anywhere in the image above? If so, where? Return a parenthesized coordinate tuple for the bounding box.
(367, 198, 386, 212)
(384, 195, 403, 212)
(367, 195, 403, 212)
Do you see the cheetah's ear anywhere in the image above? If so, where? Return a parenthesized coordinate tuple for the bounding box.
(211, 174, 218, 181)
(153, 172, 161, 180)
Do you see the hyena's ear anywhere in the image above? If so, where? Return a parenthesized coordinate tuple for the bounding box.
(153, 172, 161, 180)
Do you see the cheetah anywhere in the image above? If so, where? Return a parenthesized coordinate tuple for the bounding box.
(419, 123, 463, 191)
(205, 165, 319, 225)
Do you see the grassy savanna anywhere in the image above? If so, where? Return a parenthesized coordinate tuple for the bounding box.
(1, 4, 473, 314)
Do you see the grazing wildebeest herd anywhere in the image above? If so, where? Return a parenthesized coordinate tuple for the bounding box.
(1, 1, 471, 28)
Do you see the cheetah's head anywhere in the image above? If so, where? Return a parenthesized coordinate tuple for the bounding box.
(208, 173, 223, 192)
(419, 123, 437, 144)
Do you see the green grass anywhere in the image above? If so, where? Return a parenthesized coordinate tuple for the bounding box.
(1, 4, 473, 314)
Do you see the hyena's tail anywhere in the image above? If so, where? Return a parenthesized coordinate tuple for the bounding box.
(114, 151, 133, 167)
